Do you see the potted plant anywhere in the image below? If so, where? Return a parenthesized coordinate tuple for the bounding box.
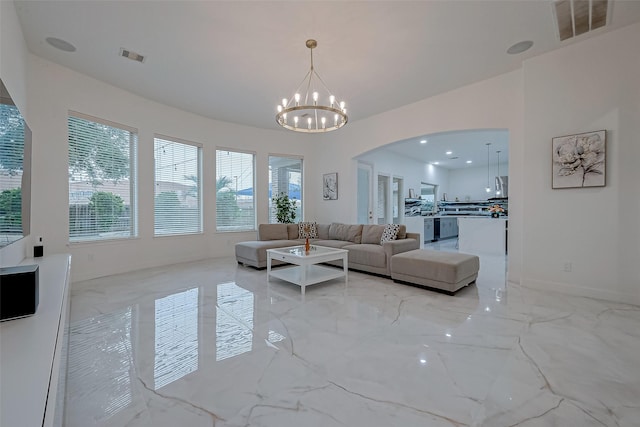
(273, 192, 297, 223)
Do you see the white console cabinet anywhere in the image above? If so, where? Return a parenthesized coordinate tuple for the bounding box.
(0, 254, 72, 427)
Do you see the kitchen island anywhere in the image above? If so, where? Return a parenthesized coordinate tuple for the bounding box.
(457, 216, 507, 255)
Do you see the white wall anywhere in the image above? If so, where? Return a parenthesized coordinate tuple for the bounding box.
(5, 0, 639, 304)
(309, 70, 524, 284)
(521, 23, 640, 304)
(21, 53, 313, 281)
(448, 162, 509, 202)
(356, 149, 451, 200)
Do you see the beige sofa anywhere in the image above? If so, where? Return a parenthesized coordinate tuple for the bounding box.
(235, 223, 420, 277)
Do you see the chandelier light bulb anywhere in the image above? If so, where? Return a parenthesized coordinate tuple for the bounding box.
(277, 105, 283, 113)
(275, 39, 348, 133)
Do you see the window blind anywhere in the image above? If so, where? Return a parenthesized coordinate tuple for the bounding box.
(268, 155, 303, 223)
(216, 149, 255, 231)
(68, 113, 137, 242)
(0, 103, 24, 239)
(154, 136, 202, 236)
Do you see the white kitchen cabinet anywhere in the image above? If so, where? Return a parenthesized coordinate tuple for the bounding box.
(424, 218, 434, 242)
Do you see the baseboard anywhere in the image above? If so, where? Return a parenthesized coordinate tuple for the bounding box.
(519, 277, 640, 306)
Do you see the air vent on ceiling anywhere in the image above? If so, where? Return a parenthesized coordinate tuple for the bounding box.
(554, 0, 609, 41)
(119, 48, 145, 63)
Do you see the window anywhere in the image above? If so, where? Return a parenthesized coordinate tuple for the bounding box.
(0, 102, 25, 245)
(154, 136, 202, 236)
(216, 149, 255, 231)
(268, 155, 302, 223)
(68, 113, 137, 242)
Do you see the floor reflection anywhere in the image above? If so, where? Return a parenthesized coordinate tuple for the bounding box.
(66, 306, 134, 423)
(216, 282, 254, 361)
(154, 287, 199, 389)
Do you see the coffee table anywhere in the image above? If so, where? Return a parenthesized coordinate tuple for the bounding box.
(267, 245, 348, 295)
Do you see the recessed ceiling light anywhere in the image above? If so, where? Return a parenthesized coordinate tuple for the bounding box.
(46, 37, 76, 52)
(507, 40, 533, 55)
(445, 151, 452, 155)
(420, 139, 427, 144)
(466, 160, 472, 164)
(433, 161, 439, 165)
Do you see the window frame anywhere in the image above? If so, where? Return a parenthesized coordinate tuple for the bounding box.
(153, 134, 203, 237)
(268, 154, 303, 224)
(215, 147, 256, 232)
(67, 111, 138, 243)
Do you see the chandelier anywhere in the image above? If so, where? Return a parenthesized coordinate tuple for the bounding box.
(276, 39, 348, 133)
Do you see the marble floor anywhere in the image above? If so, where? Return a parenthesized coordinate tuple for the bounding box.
(65, 244, 640, 427)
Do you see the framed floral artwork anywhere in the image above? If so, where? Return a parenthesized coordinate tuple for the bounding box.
(323, 172, 338, 200)
(552, 130, 605, 189)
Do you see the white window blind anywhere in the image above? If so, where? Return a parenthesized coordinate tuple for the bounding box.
(68, 113, 137, 242)
(154, 136, 202, 236)
(268, 156, 303, 223)
(0, 103, 24, 242)
(216, 149, 255, 231)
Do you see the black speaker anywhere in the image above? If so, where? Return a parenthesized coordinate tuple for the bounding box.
(0, 264, 39, 321)
(34, 245, 43, 257)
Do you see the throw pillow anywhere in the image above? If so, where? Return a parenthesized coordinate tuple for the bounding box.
(380, 224, 400, 244)
(298, 221, 318, 239)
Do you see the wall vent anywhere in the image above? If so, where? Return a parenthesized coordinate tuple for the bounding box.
(554, 0, 609, 41)
(119, 48, 145, 63)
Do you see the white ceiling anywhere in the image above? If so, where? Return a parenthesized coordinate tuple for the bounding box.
(374, 129, 510, 170)
(13, 0, 640, 165)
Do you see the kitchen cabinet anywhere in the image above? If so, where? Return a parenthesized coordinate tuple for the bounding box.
(424, 218, 434, 242)
(438, 217, 459, 239)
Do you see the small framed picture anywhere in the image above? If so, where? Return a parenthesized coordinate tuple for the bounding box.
(408, 188, 415, 198)
(323, 172, 338, 200)
(552, 130, 606, 189)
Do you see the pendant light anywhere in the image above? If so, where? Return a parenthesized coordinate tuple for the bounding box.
(485, 143, 492, 193)
(495, 150, 502, 196)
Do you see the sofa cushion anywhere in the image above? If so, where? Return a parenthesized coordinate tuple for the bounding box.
(361, 224, 385, 244)
(313, 239, 354, 249)
(397, 224, 407, 239)
(317, 223, 330, 239)
(381, 224, 401, 243)
(298, 221, 318, 239)
(259, 224, 288, 240)
(328, 223, 363, 243)
(345, 244, 387, 268)
(287, 223, 299, 239)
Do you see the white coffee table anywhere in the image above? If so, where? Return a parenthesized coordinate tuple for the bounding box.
(267, 245, 348, 294)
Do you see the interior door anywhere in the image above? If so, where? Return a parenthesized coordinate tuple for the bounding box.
(357, 162, 373, 224)
(377, 174, 390, 224)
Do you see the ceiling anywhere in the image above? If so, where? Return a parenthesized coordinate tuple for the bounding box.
(373, 129, 510, 170)
(13, 0, 640, 164)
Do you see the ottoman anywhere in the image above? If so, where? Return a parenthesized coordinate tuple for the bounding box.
(390, 249, 479, 295)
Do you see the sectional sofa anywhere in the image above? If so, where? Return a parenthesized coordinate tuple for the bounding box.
(235, 222, 420, 277)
